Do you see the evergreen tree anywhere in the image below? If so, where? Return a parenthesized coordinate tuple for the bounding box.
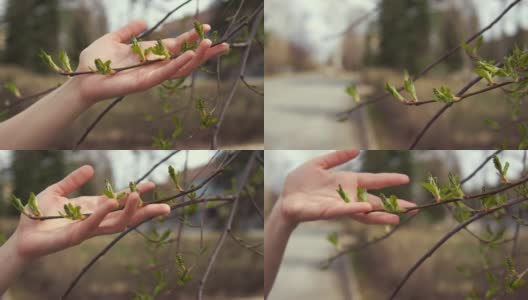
(378, 0, 431, 73)
(5, 0, 59, 72)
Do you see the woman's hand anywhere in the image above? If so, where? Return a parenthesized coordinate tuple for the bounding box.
(9, 165, 170, 260)
(278, 150, 417, 228)
(73, 19, 230, 103)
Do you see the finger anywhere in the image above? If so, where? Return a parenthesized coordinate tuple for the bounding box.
(352, 212, 401, 225)
(115, 182, 155, 206)
(129, 203, 171, 226)
(307, 150, 360, 170)
(172, 39, 211, 78)
(110, 19, 148, 42)
(47, 165, 95, 196)
(367, 194, 417, 212)
(97, 193, 140, 234)
(101, 51, 194, 93)
(169, 42, 229, 80)
(357, 173, 410, 189)
(162, 24, 212, 54)
(68, 200, 118, 244)
(319, 202, 373, 219)
(203, 43, 230, 59)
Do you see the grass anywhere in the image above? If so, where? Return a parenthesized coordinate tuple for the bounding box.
(0, 218, 263, 300)
(0, 65, 263, 149)
(360, 68, 527, 149)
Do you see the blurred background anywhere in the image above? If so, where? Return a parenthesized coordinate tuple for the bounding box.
(265, 150, 528, 299)
(0, 0, 263, 149)
(0, 150, 263, 300)
(265, 0, 528, 149)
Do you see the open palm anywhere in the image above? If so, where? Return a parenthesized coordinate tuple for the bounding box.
(280, 150, 417, 225)
(12, 165, 170, 259)
(75, 20, 229, 103)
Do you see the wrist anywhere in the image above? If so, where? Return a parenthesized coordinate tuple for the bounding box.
(61, 76, 94, 110)
(3, 233, 32, 270)
(273, 195, 299, 234)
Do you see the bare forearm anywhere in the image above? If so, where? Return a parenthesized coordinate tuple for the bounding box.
(264, 199, 296, 299)
(0, 234, 30, 295)
(0, 77, 90, 149)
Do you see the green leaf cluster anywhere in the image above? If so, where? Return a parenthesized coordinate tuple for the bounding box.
(461, 36, 484, 60)
(175, 254, 193, 286)
(433, 86, 460, 103)
(145, 40, 171, 60)
(421, 174, 441, 202)
(91, 58, 114, 75)
(104, 179, 127, 200)
(196, 99, 218, 129)
(59, 202, 84, 220)
(131, 36, 147, 62)
(10, 193, 41, 217)
(38, 49, 64, 73)
(380, 194, 401, 214)
(493, 155, 510, 184)
(193, 21, 205, 41)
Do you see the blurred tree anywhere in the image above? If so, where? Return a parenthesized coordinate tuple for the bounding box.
(441, 7, 464, 72)
(9, 151, 66, 215)
(378, 0, 431, 73)
(362, 21, 378, 67)
(359, 151, 414, 201)
(4, 0, 59, 73)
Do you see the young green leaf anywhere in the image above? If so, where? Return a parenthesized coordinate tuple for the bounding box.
(168, 165, 184, 192)
(193, 21, 205, 41)
(336, 184, 351, 203)
(346, 84, 361, 103)
(326, 232, 339, 248)
(10, 195, 26, 215)
(445, 173, 464, 200)
(3, 82, 21, 98)
(92, 58, 115, 75)
(58, 50, 73, 73)
(39, 49, 62, 73)
(129, 181, 138, 192)
(403, 79, 418, 102)
(104, 179, 116, 199)
(27, 192, 41, 216)
(385, 82, 405, 102)
(357, 187, 368, 202)
(433, 86, 460, 103)
(131, 36, 146, 62)
(211, 31, 218, 44)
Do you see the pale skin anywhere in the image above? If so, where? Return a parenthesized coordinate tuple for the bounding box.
(0, 20, 230, 149)
(0, 165, 171, 295)
(264, 150, 418, 298)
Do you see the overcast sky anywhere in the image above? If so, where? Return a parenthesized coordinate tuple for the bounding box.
(265, 0, 528, 62)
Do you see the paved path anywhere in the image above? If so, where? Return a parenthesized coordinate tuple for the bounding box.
(267, 222, 362, 300)
(265, 71, 377, 149)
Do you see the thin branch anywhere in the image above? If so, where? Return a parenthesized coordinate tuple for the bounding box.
(337, 0, 522, 119)
(461, 150, 503, 185)
(388, 196, 528, 300)
(197, 152, 257, 300)
(135, 150, 180, 183)
(211, 6, 264, 149)
(369, 176, 528, 214)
